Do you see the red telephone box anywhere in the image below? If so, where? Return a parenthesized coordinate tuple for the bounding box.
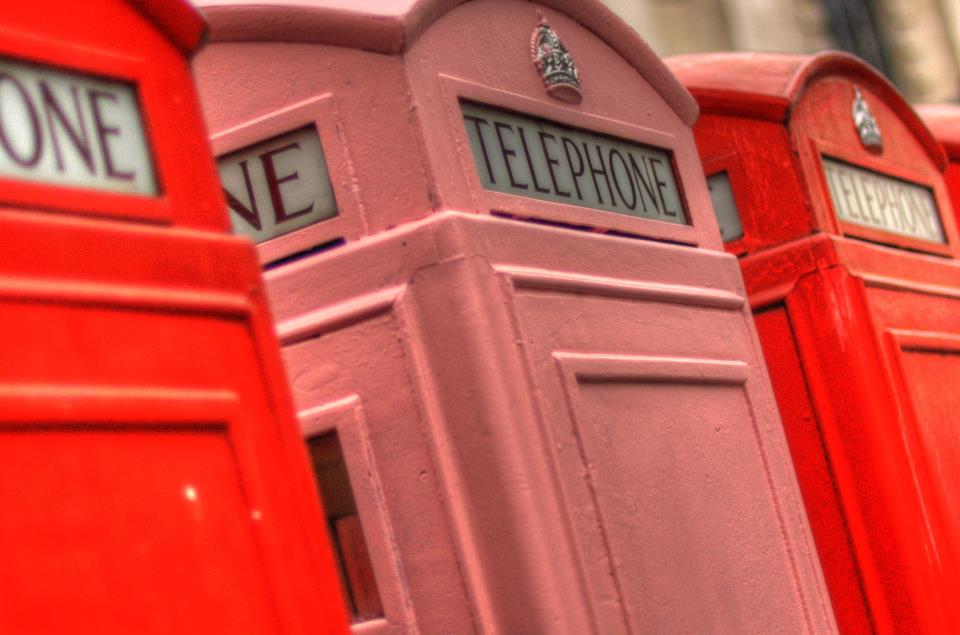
(668, 52, 960, 634)
(0, 2, 349, 633)
(918, 104, 960, 229)
(194, 2, 836, 633)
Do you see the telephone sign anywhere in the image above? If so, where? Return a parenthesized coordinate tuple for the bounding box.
(822, 157, 944, 243)
(461, 101, 687, 223)
(218, 125, 337, 243)
(0, 57, 156, 195)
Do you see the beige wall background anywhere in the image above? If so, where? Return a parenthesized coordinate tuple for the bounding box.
(601, 0, 960, 103)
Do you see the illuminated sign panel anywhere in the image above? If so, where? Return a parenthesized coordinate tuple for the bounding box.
(218, 126, 337, 243)
(0, 58, 156, 195)
(823, 157, 945, 244)
(462, 102, 687, 224)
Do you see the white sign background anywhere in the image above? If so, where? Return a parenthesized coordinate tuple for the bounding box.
(461, 102, 687, 224)
(707, 171, 743, 243)
(218, 126, 337, 244)
(0, 57, 156, 195)
(823, 157, 945, 244)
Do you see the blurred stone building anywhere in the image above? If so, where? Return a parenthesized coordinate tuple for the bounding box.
(601, 0, 960, 103)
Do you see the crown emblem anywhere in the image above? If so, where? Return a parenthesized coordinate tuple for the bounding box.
(530, 16, 582, 104)
(852, 86, 882, 152)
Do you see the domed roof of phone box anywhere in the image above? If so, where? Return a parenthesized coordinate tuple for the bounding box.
(667, 51, 945, 169)
(128, 0, 207, 54)
(193, 0, 698, 126)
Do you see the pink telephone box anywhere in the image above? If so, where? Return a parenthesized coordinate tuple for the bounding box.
(194, 1, 835, 632)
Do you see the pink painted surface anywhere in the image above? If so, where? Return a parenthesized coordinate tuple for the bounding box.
(197, 0, 697, 126)
(193, 1, 836, 632)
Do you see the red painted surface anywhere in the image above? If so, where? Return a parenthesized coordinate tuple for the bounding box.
(918, 104, 960, 235)
(0, 2, 349, 633)
(670, 51, 960, 634)
(195, 2, 835, 633)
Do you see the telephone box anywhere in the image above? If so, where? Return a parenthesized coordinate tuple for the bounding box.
(668, 52, 960, 634)
(918, 104, 960, 228)
(194, 2, 835, 632)
(0, 2, 349, 633)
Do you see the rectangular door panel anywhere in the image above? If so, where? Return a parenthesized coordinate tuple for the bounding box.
(0, 289, 294, 634)
(500, 265, 821, 633)
(0, 391, 278, 635)
(890, 333, 960, 554)
(555, 354, 805, 633)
